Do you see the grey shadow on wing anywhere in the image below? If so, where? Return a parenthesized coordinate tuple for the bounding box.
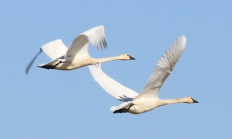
(117, 95, 134, 102)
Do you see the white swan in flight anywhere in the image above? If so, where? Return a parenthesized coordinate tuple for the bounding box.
(89, 36, 198, 114)
(25, 26, 135, 74)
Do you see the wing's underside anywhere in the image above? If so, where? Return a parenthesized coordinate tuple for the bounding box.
(41, 39, 68, 60)
(88, 64, 139, 101)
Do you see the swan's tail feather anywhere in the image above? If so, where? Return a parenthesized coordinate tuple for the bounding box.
(110, 101, 134, 114)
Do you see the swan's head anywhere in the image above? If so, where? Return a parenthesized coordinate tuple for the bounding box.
(121, 54, 135, 60)
(185, 97, 199, 104)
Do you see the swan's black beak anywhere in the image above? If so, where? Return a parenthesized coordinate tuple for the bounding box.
(192, 98, 199, 103)
(129, 55, 135, 60)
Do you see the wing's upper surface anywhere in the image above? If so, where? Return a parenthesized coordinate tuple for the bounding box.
(66, 26, 107, 58)
(81, 25, 107, 49)
(137, 36, 186, 98)
(88, 64, 139, 101)
(41, 39, 68, 60)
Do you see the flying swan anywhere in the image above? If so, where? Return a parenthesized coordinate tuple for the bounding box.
(88, 36, 198, 114)
(25, 26, 135, 74)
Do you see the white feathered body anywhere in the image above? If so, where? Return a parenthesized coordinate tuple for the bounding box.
(55, 57, 94, 70)
(129, 97, 165, 114)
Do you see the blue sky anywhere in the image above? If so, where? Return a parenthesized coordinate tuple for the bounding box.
(1, 1, 232, 138)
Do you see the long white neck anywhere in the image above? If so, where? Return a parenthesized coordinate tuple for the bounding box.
(92, 55, 125, 64)
(162, 97, 192, 105)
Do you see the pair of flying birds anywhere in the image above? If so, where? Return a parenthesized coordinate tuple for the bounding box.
(26, 26, 198, 114)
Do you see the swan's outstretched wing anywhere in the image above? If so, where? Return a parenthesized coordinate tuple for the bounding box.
(66, 26, 107, 58)
(41, 39, 68, 60)
(25, 49, 42, 74)
(25, 39, 68, 74)
(137, 36, 186, 98)
(89, 64, 139, 101)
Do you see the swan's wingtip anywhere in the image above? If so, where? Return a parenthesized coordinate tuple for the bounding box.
(92, 25, 104, 30)
(176, 35, 187, 48)
(179, 35, 186, 41)
(25, 70, 29, 75)
(98, 25, 104, 28)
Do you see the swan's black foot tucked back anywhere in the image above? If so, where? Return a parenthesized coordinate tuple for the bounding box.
(38, 65, 55, 69)
(113, 103, 134, 114)
(38, 61, 62, 69)
(113, 109, 129, 113)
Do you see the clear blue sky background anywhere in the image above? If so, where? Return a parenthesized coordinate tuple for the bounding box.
(1, 1, 231, 139)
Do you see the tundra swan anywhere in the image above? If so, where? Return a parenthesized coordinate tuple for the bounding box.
(25, 26, 135, 74)
(88, 36, 198, 114)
